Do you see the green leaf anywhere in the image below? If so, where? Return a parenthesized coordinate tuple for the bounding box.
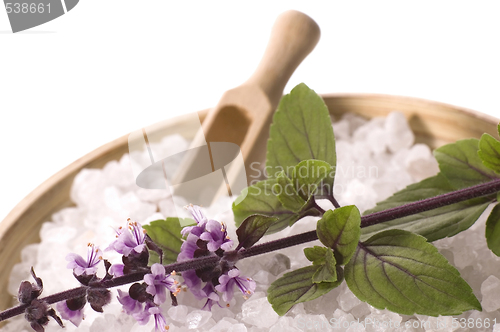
(267, 265, 343, 316)
(316, 206, 361, 265)
(362, 174, 491, 242)
(274, 160, 333, 213)
(312, 249, 337, 284)
(232, 179, 304, 233)
(266, 83, 336, 183)
(236, 215, 278, 250)
(143, 218, 195, 265)
(304, 246, 328, 264)
(345, 230, 481, 316)
(275, 172, 306, 212)
(486, 203, 500, 256)
(304, 246, 338, 283)
(478, 133, 500, 173)
(434, 138, 498, 189)
(290, 160, 332, 200)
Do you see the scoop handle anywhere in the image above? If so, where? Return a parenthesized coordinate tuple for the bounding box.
(244, 10, 321, 109)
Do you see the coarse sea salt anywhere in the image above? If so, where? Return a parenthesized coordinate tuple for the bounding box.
(2, 112, 500, 332)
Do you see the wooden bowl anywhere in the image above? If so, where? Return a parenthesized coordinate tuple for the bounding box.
(0, 94, 498, 313)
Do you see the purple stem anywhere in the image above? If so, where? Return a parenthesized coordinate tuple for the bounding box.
(2, 178, 500, 322)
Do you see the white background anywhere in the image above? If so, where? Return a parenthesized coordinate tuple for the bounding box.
(1, 1, 499, 223)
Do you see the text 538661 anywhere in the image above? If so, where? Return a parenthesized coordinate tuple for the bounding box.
(5, 3, 51, 14)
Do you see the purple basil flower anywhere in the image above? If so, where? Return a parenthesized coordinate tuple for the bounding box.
(199, 220, 233, 252)
(215, 269, 256, 302)
(144, 263, 178, 305)
(109, 263, 124, 277)
(117, 289, 142, 315)
(177, 233, 200, 262)
(178, 204, 253, 310)
(200, 282, 220, 311)
(56, 300, 84, 327)
(66, 243, 103, 276)
(107, 219, 147, 256)
(180, 205, 209, 239)
(149, 306, 169, 331)
(180, 269, 203, 299)
(186, 204, 208, 227)
(132, 302, 154, 325)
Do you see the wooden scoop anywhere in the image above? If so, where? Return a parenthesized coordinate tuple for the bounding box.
(172, 10, 320, 203)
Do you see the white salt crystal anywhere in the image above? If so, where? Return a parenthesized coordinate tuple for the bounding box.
(0, 318, 31, 332)
(20, 243, 39, 267)
(350, 142, 370, 163)
(168, 305, 189, 322)
(453, 245, 478, 269)
(241, 297, 279, 328)
(350, 303, 371, 319)
(117, 191, 157, 222)
(142, 212, 166, 224)
(337, 286, 363, 312)
(343, 112, 369, 136)
(262, 253, 291, 276)
(89, 314, 124, 332)
(366, 127, 388, 155)
(365, 309, 402, 332)
(347, 323, 367, 332)
(302, 285, 342, 316)
(228, 323, 248, 332)
(8, 262, 32, 297)
(39, 222, 78, 243)
(336, 141, 355, 166)
(102, 159, 135, 191)
(247, 327, 268, 332)
(158, 197, 178, 217)
(208, 320, 233, 332)
(438, 249, 454, 265)
(331, 309, 356, 332)
(372, 178, 398, 202)
(251, 270, 273, 285)
(404, 144, 439, 181)
(385, 112, 414, 153)
(185, 310, 212, 329)
(332, 118, 351, 141)
(481, 275, 500, 312)
(35, 241, 69, 270)
(353, 117, 385, 142)
(204, 318, 217, 330)
(136, 188, 170, 204)
(129, 318, 155, 332)
(293, 314, 331, 331)
(70, 168, 104, 207)
(222, 317, 240, 324)
(51, 207, 85, 226)
(338, 178, 377, 213)
(269, 316, 300, 332)
(211, 306, 236, 321)
(288, 302, 306, 316)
